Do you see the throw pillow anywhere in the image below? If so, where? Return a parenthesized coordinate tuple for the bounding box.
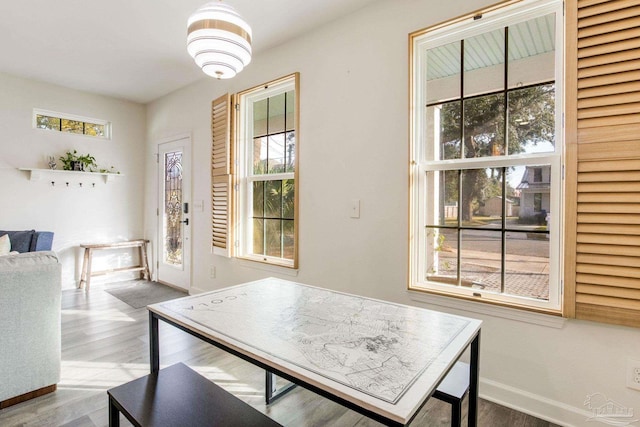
(0, 234, 10, 256)
(0, 230, 35, 253)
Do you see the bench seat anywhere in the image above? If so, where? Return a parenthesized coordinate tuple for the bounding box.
(107, 362, 282, 427)
(433, 361, 471, 427)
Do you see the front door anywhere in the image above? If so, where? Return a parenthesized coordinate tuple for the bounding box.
(157, 136, 191, 291)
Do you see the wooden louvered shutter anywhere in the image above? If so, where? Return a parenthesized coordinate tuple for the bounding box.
(565, 0, 640, 327)
(211, 93, 234, 256)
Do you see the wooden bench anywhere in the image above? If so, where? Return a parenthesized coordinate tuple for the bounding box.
(433, 361, 471, 427)
(107, 362, 282, 427)
(79, 239, 150, 291)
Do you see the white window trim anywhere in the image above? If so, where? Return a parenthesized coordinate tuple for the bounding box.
(410, 0, 564, 312)
(232, 257, 299, 277)
(236, 77, 297, 268)
(33, 108, 112, 139)
(407, 289, 566, 329)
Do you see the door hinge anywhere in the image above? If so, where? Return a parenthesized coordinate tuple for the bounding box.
(156, 153, 159, 163)
(156, 208, 159, 216)
(234, 103, 240, 111)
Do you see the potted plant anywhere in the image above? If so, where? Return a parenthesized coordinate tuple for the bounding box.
(59, 150, 97, 172)
(77, 153, 97, 172)
(99, 166, 121, 174)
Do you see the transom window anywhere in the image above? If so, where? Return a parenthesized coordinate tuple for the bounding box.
(410, 0, 563, 311)
(237, 74, 299, 267)
(34, 109, 111, 139)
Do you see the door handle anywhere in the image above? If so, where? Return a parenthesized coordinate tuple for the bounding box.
(181, 218, 189, 226)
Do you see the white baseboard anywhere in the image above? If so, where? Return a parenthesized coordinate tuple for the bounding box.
(189, 286, 207, 295)
(480, 378, 594, 427)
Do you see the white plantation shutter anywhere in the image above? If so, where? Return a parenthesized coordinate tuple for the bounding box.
(565, 0, 640, 327)
(211, 93, 234, 256)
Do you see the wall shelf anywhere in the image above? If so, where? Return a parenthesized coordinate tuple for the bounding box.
(19, 168, 123, 183)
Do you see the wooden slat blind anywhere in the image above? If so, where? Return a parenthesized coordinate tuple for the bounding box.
(566, 0, 640, 327)
(211, 94, 234, 256)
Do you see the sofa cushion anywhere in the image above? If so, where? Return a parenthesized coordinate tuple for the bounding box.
(0, 250, 60, 271)
(0, 234, 9, 256)
(0, 230, 35, 253)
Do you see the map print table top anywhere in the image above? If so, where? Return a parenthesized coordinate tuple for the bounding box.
(152, 278, 480, 408)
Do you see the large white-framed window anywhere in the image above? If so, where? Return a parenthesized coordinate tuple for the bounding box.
(410, 0, 563, 312)
(236, 74, 299, 268)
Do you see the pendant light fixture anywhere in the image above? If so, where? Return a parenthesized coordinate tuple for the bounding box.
(187, 1, 252, 79)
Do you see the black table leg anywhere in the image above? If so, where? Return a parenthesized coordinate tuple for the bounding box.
(149, 311, 160, 373)
(265, 370, 276, 404)
(265, 370, 297, 404)
(108, 396, 120, 427)
(468, 332, 481, 427)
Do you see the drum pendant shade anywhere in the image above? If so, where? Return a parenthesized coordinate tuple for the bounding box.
(187, 1, 252, 79)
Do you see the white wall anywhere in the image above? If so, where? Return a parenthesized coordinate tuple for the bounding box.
(0, 72, 146, 288)
(146, 0, 640, 425)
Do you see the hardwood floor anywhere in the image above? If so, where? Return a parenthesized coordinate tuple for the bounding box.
(0, 284, 561, 427)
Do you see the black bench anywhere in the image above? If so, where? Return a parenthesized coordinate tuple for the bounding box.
(432, 361, 471, 427)
(107, 362, 282, 427)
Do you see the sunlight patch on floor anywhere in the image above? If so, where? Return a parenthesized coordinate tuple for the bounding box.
(59, 360, 150, 389)
(61, 308, 136, 322)
(58, 360, 260, 396)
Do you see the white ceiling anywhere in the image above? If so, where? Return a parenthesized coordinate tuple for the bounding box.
(0, 0, 378, 104)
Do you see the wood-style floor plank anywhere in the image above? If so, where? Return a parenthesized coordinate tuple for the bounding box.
(0, 284, 562, 427)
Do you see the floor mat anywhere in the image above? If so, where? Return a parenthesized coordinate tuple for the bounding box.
(104, 280, 187, 309)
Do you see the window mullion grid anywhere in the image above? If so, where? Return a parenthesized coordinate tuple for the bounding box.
(413, 1, 562, 310)
(457, 169, 462, 287)
(263, 98, 271, 256)
(503, 26, 510, 157)
(280, 180, 284, 259)
(261, 193, 266, 257)
(501, 167, 507, 294)
(460, 38, 465, 160)
(425, 81, 553, 109)
(266, 97, 270, 174)
(457, 38, 465, 287)
(281, 94, 288, 258)
(261, 178, 267, 256)
(284, 93, 289, 171)
(501, 26, 509, 294)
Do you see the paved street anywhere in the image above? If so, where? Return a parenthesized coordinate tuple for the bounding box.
(430, 225, 550, 300)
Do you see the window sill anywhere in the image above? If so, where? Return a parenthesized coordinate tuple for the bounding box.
(407, 289, 566, 329)
(233, 257, 299, 277)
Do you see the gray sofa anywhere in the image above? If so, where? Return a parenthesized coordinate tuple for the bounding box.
(0, 246, 61, 407)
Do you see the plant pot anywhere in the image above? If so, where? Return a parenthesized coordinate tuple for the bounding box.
(71, 161, 84, 171)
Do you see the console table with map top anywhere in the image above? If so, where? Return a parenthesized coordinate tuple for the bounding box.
(147, 278, 482, 426)
(79, 239, 150, 291)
